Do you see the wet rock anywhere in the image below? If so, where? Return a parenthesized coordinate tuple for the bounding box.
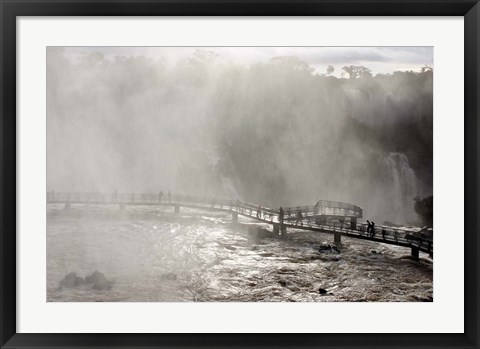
(319, 288, 328, 295)
(370, 250, 382, 255)
(391, 289, 406, 295)
(317, 242, 339, 253)
(161, 272, 177, 281)
(59, 272, 85, 288)
(85, 270, 105, 283)
(278, 278, 288, 287)
(286, 284, 301, 292)
(278, 266, 295, 274)
(318, 242, 331, 250)
(85, 271, 112, 290)
(409, 294, 433, 302)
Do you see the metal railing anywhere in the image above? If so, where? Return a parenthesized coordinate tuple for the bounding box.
(47, 191, 432, 253)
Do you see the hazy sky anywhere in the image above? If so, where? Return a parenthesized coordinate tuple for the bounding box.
(63, 46, 433, 76)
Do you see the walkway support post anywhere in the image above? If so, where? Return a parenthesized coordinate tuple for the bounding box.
(334, 231, 342, 244)
(280, 224, 287, 235)
(232, 212, 238, 224)
(339, 217, 345, 230)
(174, 205, 180, 215)
(411, 246, 420, 259)
(273, 223, 280, 235)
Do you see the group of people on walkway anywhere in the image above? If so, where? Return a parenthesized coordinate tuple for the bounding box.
(277, 206, 304, 226)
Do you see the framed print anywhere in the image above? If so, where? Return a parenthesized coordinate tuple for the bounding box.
(1, 0, 479, 348)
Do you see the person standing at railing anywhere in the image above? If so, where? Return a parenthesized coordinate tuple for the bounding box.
(371, 222, 376, 237)
(279, 207, 284, 224)
(296, 209, 303, 225)
(158, 191, 163, 203)
(256, 205, 262, 218)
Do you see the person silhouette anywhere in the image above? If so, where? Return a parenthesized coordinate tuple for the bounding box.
(279, 207, 284, 224)
(296, 209, 303, 225)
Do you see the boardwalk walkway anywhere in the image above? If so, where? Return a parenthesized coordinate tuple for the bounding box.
(47, 191, 433, 258)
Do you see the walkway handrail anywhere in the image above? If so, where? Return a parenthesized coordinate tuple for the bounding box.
(46, 191, 432, 254)
(314, 199, 363, 218)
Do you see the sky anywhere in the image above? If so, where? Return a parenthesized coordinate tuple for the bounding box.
(63, 46, 433, 76)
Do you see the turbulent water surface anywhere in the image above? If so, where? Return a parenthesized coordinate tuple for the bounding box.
(47, 205, 433, 302)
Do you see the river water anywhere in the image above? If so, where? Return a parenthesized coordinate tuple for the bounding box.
(47, 204, 433, 302)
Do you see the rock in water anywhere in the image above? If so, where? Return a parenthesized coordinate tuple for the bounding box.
(318, 242, 339, 253)
(319, 288, 328, 295)
(85, 271, 112, 290)
(59, 272, 85, 288)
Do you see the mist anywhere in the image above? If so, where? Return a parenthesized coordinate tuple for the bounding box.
(47, 47, 433, 225)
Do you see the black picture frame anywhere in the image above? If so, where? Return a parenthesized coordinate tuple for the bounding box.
(1, 1, 478, 348)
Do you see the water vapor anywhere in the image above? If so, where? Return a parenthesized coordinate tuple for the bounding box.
(47, 47, 433, 224)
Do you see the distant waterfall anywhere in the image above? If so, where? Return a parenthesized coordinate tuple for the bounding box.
(204, 146, 242, 200)
(220, 176, 242, 200)
(383, 153, 418, 224)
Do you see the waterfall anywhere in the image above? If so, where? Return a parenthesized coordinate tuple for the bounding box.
(220, 176, 242, 200)
(382, 153, 418, 224)
(204, 146, 242, 200)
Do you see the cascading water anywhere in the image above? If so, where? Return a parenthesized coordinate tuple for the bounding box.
(204, 146, 242, 200)
(220, 176, 241, 200)
(382, 153, 418, 224)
